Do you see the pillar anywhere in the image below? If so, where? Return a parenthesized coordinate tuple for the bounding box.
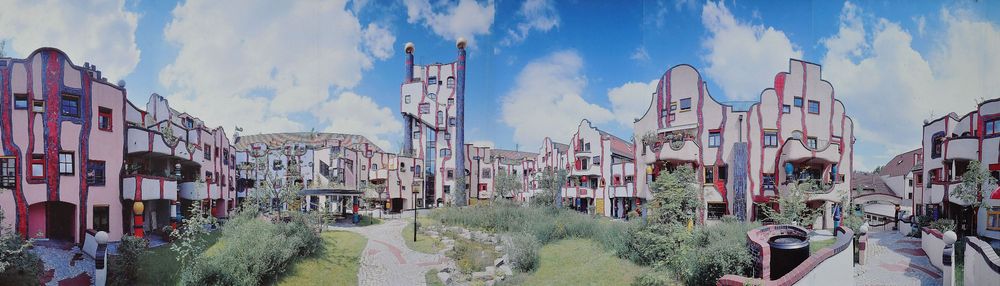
(454, 37, 467, 206)
(132, 201, 144, 238)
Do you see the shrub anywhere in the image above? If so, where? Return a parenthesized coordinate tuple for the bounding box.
(630, 270, 673, 286)
(448, 235, 498, 275)
(180, 212, 323, 285)
(110, 235, 148, 286)
(676, 222, 757, 286)
(0, 231, 42, 285)
(928, 219, 956, 232)
(502, 233, 540, 272)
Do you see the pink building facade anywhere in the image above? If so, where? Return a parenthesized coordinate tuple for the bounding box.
(564, 119, 637, 218)
(634, 60, 855, 227)
(0, 48, 237, 243)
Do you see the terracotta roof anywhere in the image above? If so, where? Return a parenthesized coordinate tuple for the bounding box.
(234, 132, 383, 152)
(602, 132, 634, 159)
(552, 142, 569, 153)
(492, 149, 538, 165)
(850, 172, 893, 197)
(879, 148, 921, 177)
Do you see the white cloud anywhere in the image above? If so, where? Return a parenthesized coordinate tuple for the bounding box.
(630, 46, 650, 62)
(501, 50, 614, 148)
(820, 1, 1000, 170)
(608, 80, 658, 128)
(363, 23, 396, 60)
(499, 0, 559, 47)
(403, 0, 495, 45)
(700, 1, 803, 101)
(159, 0, 399, 146)
(0, 0, 140, 81)
(316, 92, 402, 149)
(914, 15, 927, 36)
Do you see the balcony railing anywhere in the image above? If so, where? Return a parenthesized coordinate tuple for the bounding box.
(122, 175, 178, 201)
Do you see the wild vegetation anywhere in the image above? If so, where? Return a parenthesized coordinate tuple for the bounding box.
(0, 190, 42, 285)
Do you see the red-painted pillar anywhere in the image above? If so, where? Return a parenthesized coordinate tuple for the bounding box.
(132, 201, 144, 238)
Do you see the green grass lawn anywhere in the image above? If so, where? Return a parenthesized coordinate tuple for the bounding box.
(403, 222, 444, 254)
(809, 237, 837, 254)
(425, 268, 445, 286)
(519, 238, 654, 286)
(275, 231, 367, 286)
(136, 231, 222, 286)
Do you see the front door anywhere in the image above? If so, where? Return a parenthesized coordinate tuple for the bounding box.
(46, 202, 75, 241)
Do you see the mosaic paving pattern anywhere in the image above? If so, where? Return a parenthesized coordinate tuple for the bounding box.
(855, 231, 942, 286)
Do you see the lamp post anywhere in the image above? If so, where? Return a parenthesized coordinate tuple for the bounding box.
(413, 187, 419, 242)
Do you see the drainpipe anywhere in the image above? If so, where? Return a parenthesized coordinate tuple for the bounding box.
(455, 38, 467, 206)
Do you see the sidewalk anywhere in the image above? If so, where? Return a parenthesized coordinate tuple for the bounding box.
(330, 218, 451, 286)
(855, 231, 942, 285)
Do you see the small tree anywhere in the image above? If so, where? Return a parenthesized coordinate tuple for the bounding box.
(647, 165, 700, 225)
(110, 235, 148, 286)
(170, 183, 218, 272)
(952, 160, 997, 209)
(533, 168, 567, 208)
(493, 170, 523, 201)
(756, 180, 821, 226)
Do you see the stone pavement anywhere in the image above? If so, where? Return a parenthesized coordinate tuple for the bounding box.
(31, 240, 94, 286)
(855, 231, 942, 286)
(331, 216, 451, 286)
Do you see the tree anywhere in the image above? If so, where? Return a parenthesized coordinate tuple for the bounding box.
(493, 170, 523, 201)
(647, 165, 700, 225)
(952, 160, 997, 209)
(532, 168, 567, 207)
(756, 180, 821, 226)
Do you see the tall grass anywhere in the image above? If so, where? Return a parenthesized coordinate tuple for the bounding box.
(429, 201, 637, 259)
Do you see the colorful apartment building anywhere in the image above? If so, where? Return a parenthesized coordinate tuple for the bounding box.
(564, 119, 637, 218)
(851, 149, 922, 223)
(920, 99, 1000, 239)
(0, 48, 237, 243)
(399, 40, 477, 206)
(633, 60, 855, 227)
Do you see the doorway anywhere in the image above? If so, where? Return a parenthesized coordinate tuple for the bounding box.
(46, 201, 76, 241)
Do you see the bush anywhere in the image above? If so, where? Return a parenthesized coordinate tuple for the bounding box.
(928, 219, 956, 232)
(180, 212, 323, 285)
(502, 233, 540, 272)
(448, 235, 498, 275)
(0, 231, 42, 285)
(630, 270, 674, 286)
(676, 222, 757, 285)
(110, 235, 148, 286)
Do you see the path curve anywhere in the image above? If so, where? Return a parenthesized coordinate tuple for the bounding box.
(855, 231, 942, 285)
(331, 219, 451, 286)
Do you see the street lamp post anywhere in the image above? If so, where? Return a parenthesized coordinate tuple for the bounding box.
(413, 191, 418, 242)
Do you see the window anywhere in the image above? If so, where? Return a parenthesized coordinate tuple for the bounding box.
(482, 168, 492, 178)
(223, 150, 230, 165)
(988, 207, 1000, 231)
(986, 118, 1000, 137)
(931, 133, 945, 158)
(404, 95, 411, 104)
(419, 103, 430, 114)
(30, 154, 44, 179)
(764, 131, 778, 147)
(447, 77, 455, 88)
(59, 151, 74, 175)
(807, 100, 820, 114)
(204, 145, 212, 160)
(61, 95, 80, 117)
(762, 174, 776, 190)
(205, 171, 213, 183)
(13, 94, 27, 109)
(445, 132, 451, 141)
(413, 130, 421, 139)
(449, 116, 456, 126)
(447, 169, 454, 179)
(0, 157, 14, 188)
(709, 131, 721, 148)
(707, 203, 726, 220)
(807, 137, 818, 149)
(273, 160, 283, 171)
(440, 148, 451, 158)
(782, 105, 791, 114)
(215, 147, 219, 159)
(718, 166, 728, 181)
(98, 107, 112, 131)
(793, 97, 803, 107)
(584, 143, 591, 152)
(32, 101, 44, 113)
(624, 175, 634, 184)
(592, 156, 601, 165)
(87, 160, 106, 186)
(704, 166, 714, 184)
(183, 118, 194, 128)
(428, 76, 438, 85)
(679, 98, 692, 111)
(448, 98, 455, 106)
(93, 206, 110, 233)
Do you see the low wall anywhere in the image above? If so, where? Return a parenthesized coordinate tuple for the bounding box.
(718, 226, 855, 286)
(964, 236, 1000, 286)
(921, 227, 945, 271)
(898, 220, 912, 236)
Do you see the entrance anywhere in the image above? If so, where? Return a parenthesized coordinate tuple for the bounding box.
(46, 201, 76, 241)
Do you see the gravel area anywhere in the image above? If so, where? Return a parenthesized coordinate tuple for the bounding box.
(32, 242, 94, 286)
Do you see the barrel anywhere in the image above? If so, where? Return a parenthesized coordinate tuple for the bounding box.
(768, 234, 810, 279)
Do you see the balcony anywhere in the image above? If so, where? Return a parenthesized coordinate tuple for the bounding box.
(653, 139, 700, 162)
(781, 138, 841, 164)
(369, 169, 389, 182)
(126, 127, 196, 161)
(122, 175, 178, 201)
(179, 181, 207, 200)
(944, 137, 978, 161)
(609, 182, 636, 198)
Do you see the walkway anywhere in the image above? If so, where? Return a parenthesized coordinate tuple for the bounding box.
(855, 231, 942, 285)
(330, 214, 451, 286)
(31, 240, 93, 286)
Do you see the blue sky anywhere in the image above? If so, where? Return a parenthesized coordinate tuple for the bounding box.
(1, 0, 999, 171)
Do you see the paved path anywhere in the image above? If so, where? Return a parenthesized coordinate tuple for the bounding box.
(331, 217, 451, 286)
(855, 231, 942, 286)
